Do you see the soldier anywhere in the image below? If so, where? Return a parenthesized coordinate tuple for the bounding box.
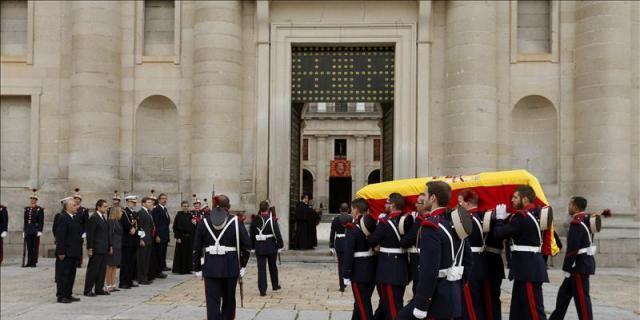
(191, 195, 203, 224)
(55, 197, 82, 303)
(193, 195, 251, 320)
(136, 196, 154, 285)
(119, 195, 139, 289)
(397, 181, 472, 320)
(493, 186, 548, 320)
(249, 200, 283, 296)
(367, 192, 409, 320)
(399, 194, 424, 296)
(549, 197, 603, 320)
(458, 189, 489, 320)
(342, 198, 377, 320)
(73, 188, 90, 268)
(0, 204, 7, 266)
(329, 202, 350, 292)
(481, 204, 505, 320)
(23, 189, 44, 267)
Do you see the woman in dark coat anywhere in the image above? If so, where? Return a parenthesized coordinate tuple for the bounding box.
(106, 206, 123, 292)
(172, 201, 196, 274)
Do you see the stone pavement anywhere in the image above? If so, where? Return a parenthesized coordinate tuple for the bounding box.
(1, 256, 639, 320)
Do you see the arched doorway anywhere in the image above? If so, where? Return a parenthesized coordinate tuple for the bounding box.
(134, 95, 179, 192)
(367, 169, 381, 185)
(511, 95, 558, 184)
(302, 169, 314, 199)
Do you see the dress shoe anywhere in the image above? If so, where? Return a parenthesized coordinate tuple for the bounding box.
(68, 296, 81, 302)
(118, 284, 131, 289)
(57, 298, 72, 304)
(273, 285, 282, 291)
(260, 292, 266, 297)
(95, 291, 110, 296)
(156, 273, 168, 279)
(84, 292, 96, 297)
(162, 267, 171, 272)
(339, 287, 345, 292)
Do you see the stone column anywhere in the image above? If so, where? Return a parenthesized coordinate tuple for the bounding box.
(444, 1, 497, 174)
(69, 1, 121, 194)
(354, 136, 366, 193)
(316, 135, 328, 208)
(575, 1, 632, 211)
(191, 1, 243, 202)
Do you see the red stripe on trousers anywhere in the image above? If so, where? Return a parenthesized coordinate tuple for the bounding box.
(463, 281, 477, 320)
(574, 273, 590, 320)
(525, 282, 539, 320)
(352, 282, 367, 320)
(483, 280, 494, 320)
(386, 284, 397, 318)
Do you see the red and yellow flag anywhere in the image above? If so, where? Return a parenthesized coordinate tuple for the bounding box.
(355, 169, 560, 256)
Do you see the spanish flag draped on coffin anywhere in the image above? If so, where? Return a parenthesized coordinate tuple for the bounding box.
(355, 169, 560, 256)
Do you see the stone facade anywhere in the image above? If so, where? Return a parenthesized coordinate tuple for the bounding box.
(0, 1, 638, 262)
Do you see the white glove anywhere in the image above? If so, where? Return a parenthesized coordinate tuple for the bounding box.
(195, 271, 202, 279)
(330, 248, 336, 255)
(1, 231, 7, 238)
(82, 232, 87, 239)
(250, 249, 255, 253)
(343, 278, 351, 286)
(278, 249, 283, 253)
(496, 204, 508, 220)
(239, 268, 246, 277)
(564, 272, 571, 278)
(413, 308, 427, 319)
(137, 230, 146, 239)
(378, 213, 387, 219)
(22, 232, 25, 239)
(37, 232, 42, 237)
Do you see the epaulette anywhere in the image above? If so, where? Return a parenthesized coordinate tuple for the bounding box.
(420, 219, 438, 229)
(570, 214, 586, 225)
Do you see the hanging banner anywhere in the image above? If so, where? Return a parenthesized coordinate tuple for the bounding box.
(330, 160, 351, 177)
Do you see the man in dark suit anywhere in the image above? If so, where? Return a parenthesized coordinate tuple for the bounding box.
(152, 193, 171, 275)
(0, 204, 8, 266)
(136, 197, 154, 284)
(84, 199, 112, 296)
(55, 197, 82, 303)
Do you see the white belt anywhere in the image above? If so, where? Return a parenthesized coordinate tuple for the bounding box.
(470, 247, 485, 253)
(510, 245, 541, 253)
(255, 234, 274, 241)
(406, 247, 419, 254)
(577, 246, 596, 256)
(485, 246, 503, 254)
(335, 234, 346, 238)
(205, 244, 237, 255)
(354, 250, 375, 258)
(379, 247, 405, 254)
(437, 266, 464, 281)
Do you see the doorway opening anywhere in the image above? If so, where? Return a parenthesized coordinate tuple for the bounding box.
(329, 177, 352, 213)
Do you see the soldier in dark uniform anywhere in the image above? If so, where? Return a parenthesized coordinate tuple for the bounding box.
(0, 204, 8, 266)
(73, 188, 89, 268)
(193, 195, 251, 320)
(549, 197, 597, 320)
(136, 196, 155, 285)
(493, 186, 548, 320)
(24, 189, 44, 267)
(399, 195, 424, 296)
(367, 192, 409, 320)
(397, 181, 468, 320)
(119, 195, 139, 289)
(329, 202, 350, 292)
(342, 198, 377, 320)
(55, 197, 82, 303)
(458, 190, 489, 320)
(482, 209, 505, 320)
(249, 200, 283, 296)
(191, 196, 204, 224)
